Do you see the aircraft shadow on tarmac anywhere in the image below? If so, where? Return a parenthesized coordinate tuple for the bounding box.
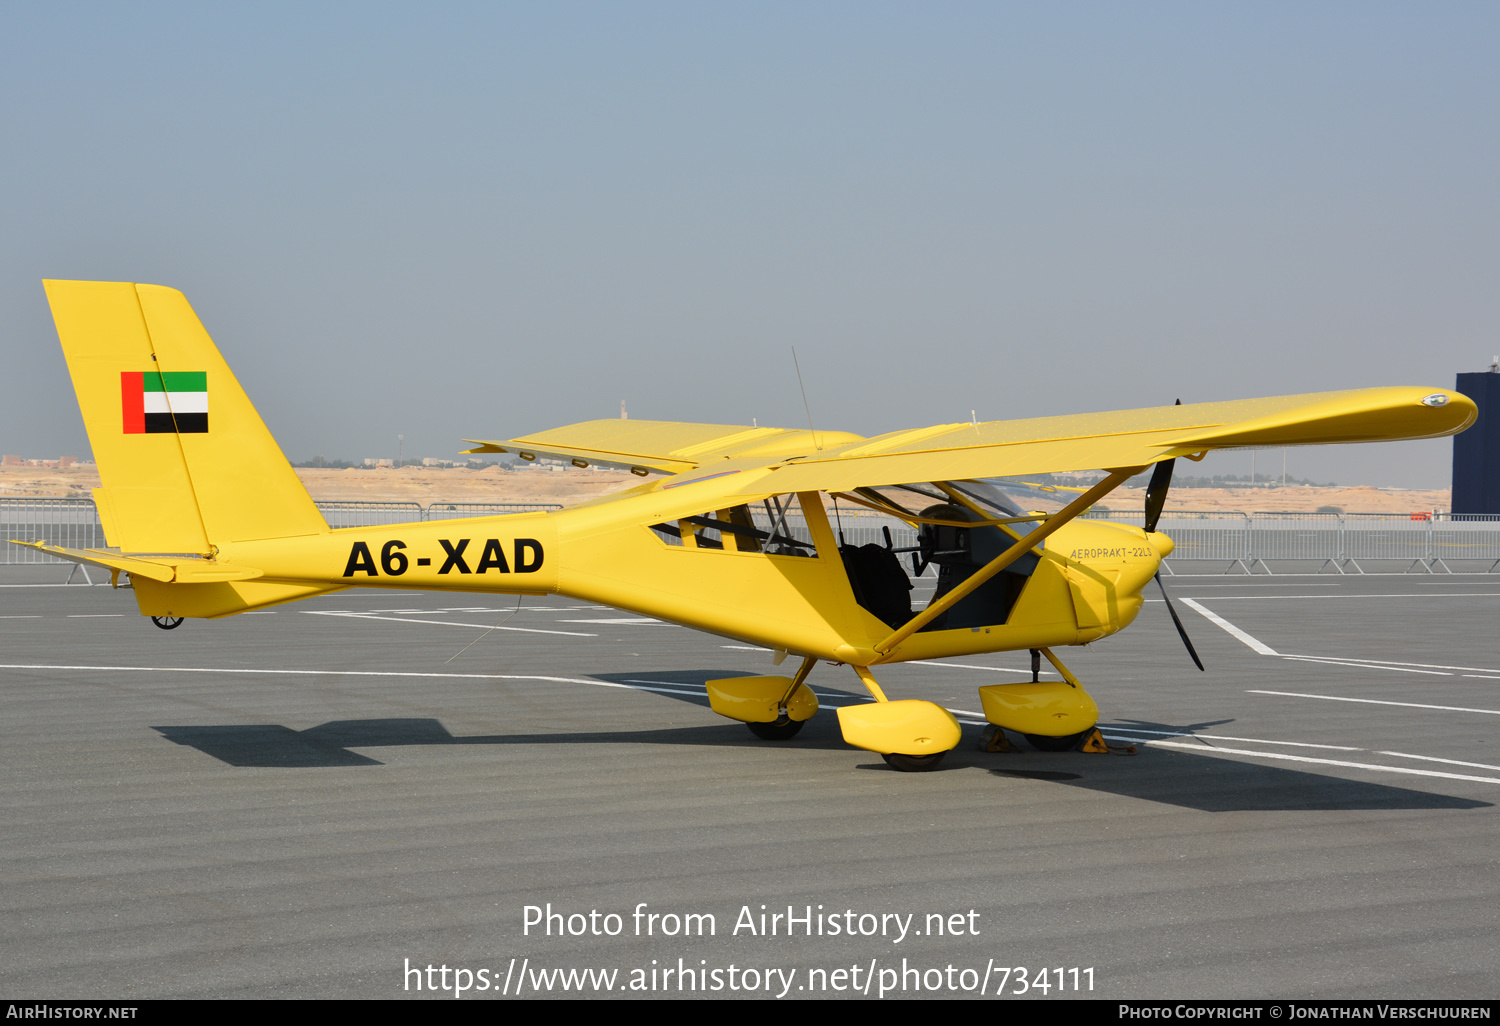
(150, 673, 1492, 813)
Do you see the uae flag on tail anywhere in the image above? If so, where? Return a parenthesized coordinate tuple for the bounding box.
(121, 371, 208, 433)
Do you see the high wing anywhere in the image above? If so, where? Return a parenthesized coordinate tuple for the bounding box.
(463, 421, 864, 474)
(468, 387, 1474, 496)
(727, 387, 1475, 495)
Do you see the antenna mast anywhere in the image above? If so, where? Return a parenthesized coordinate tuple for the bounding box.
(791, 348, 820, 450)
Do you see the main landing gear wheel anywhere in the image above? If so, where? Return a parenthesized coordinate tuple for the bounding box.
(1024, 730, 1091, 752)
(747, 718, 804, 741)
(151, 616, 184, 630)
(881, 751, 947, 772)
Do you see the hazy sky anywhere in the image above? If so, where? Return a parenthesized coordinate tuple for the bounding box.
(3, 2, 1497, 488)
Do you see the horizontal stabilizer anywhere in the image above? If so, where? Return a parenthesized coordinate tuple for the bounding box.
(8, 540, 263, 584)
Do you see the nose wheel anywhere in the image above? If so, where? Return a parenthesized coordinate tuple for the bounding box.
(151, 616, 184, 630)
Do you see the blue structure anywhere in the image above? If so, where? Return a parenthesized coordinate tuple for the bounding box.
(1452, 370, 1500, 514)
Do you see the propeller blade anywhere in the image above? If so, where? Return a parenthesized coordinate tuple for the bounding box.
(1155, 572, 1205, 671)
(1144, 458, 1175, 534)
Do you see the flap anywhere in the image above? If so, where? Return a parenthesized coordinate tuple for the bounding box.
(463, 419, 862, 473)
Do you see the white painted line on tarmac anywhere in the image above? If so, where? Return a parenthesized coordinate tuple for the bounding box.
(1463, 675, 1500, 680)
(1173, 583, 1342, 588)
(558, 617, 665, 625)
(1101, 727, 1363, 751)
(1104, 735, 1500, 785)
(618, 680, 717, 697)
(1280, 655, 1452, 676)
(1277, 655, 1500, 674)
(1179, 598, 1279, 654)
(304, 611, 596, 637)
(0, 661, 854, 710)
(1380, 751, 1500, 773)
(623, 678, 861, 701)
(67, 614, 123, 618)
(0, 663, 617, 685)
(623, 678, 708, 688)
(324, 591, 426, 597)
(919, 661, 1058, 676)
(1248, 690, 1500, 716)
(1191, 593, 1500, 600)
(0, 614, 41, 618)
(433, 605, 608, 612)
(721, 645, 770, 651)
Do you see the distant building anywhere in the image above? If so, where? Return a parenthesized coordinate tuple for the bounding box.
(363, 458, 395, 468)
(1452, 368, 1500, 514)
(1, 455, 20, 466)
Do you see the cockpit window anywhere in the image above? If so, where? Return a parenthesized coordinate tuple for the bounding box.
(830, 481, 1040, 632)
(943, 480, 1024, 518)
(649, 494, 818, 558)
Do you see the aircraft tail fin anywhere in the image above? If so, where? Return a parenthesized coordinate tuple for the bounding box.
(44, 280, 327, 553)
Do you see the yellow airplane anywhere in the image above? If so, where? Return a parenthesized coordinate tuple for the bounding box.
(19, 280, 1478, 770)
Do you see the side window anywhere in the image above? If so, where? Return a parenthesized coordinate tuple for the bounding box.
(830, 482, 1042, 631)
(649, 495, 818, 558)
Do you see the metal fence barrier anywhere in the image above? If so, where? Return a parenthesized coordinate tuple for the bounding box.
(1431, 515, 1500, 571)
(315, 501, 426, 528)
(5, 496, 1500, 573)
(424, 502, 566, 521)
(1249, 512, 1343, 572)
(0, 499, 104, 565)
(1341, 513, 1433, 571)
(1083, 507, 1500, 573)
(1161, 512, 1254, 568)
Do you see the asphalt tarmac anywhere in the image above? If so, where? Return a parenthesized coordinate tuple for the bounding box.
(1, 564, 1497, 999)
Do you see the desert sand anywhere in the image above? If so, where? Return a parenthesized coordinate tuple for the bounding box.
(0, 463, 1449, 515)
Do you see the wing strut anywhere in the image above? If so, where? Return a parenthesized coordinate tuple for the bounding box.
(871, 467, 1143, 659)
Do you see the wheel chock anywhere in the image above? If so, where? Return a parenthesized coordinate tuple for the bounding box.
(1079, 728, 1135, 755)
(978, 725, 1017, 753)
